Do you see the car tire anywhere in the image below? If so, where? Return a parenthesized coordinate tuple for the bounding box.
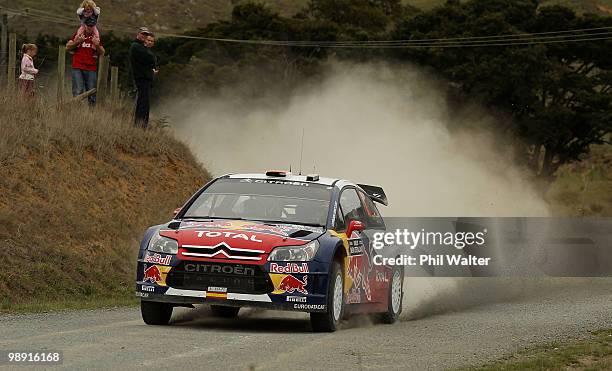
(141, 300, 173, 325)
(210, 305, 240, 318)
(310, 261, 344, 332)
(380, 266, 403, 324)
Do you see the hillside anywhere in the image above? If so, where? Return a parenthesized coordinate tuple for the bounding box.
(547, 144, 612, 216)
(0, 93, 211, 311)
(407, 0, 612, 13)
(4, 0, 610, 38)
(5, 0, 308, 37)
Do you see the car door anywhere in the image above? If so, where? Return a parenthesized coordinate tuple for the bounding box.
(357, 189, 389, 303)
(338, 187, 375, 304)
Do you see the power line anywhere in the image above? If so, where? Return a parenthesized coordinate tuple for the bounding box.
(2, 5, 612, 48)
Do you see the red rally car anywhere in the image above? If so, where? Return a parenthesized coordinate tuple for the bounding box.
(136, 171, 403, 331)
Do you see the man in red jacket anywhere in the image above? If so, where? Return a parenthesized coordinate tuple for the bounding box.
(66, 18, 105, 105)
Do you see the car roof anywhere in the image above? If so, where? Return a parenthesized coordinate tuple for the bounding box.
(226, 173, 345, 187)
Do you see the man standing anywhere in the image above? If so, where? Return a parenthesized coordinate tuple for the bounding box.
(66, 18, 105, 106)
(129, 27, 156, 128)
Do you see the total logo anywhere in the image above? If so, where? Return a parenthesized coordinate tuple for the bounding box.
(143, 265, 162, 284)
(279, 275, 308, 294)
(144, 253, 172, 265)
(270, 263, 309, 274)
(195, 230, 263, 243)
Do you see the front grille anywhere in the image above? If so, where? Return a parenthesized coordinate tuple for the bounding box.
(181, 243, 264, 262)
(166, 262, 273, 294)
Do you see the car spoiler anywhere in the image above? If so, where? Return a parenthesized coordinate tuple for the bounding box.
(357, 184, 388, 206)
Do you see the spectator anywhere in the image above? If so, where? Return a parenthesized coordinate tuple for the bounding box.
(129, 27, 156, 128)
(66, 17, 105, 105)
(76, 0, 101, 42)
(19, 44, 39, 97)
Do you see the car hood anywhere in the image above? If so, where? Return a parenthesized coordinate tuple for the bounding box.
(158, 220, 325, 262)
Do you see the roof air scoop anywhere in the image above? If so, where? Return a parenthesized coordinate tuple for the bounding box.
(266, 170, 289, 177)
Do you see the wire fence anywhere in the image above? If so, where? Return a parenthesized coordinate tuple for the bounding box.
(0, 31, 120, 105)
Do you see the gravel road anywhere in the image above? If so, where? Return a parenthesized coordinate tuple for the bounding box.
(1, 278, 610, 370)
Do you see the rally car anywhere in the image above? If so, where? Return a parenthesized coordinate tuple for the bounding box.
(136, 171, 403, 331)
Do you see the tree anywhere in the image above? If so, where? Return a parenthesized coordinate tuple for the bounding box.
(392, 0, 612, 179)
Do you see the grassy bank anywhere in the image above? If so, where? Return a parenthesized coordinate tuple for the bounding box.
(547, 144, 612, 216)
(459, 329, 612, 371)
(0, 93, 211, 312)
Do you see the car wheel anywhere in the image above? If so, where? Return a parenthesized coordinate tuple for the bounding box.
(210, 305, 240, 318)
(310, 261, 344, 332)
(380, 266, 403, 324)
(141, 300, 173, 325)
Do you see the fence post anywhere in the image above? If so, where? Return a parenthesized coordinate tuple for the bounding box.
(110, 66, 119, 104)
(0, 13, 7, 87)
(7, 32, 16, 91)
(96, 54, 109, 104)
(57, 45, 66, 103)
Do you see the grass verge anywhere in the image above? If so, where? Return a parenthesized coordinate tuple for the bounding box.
(458, 329, 612, 371)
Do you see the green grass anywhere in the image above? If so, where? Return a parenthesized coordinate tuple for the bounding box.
(457, 329, 612, 371)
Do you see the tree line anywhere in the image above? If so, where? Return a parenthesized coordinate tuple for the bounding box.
(27, 0, 612, 179)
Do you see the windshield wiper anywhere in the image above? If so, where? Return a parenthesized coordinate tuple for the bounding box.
(251, 219, 325, 228)
(180, 216, 324, 228)
(181, 216, 244, 221)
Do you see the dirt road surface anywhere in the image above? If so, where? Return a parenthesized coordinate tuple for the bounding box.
(1, 279, 610, 370)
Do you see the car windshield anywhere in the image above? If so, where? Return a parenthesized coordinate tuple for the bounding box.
(183, 178, 332, 227)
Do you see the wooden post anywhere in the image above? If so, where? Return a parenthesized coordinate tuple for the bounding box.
(57, 45, 66, 103)
(110, 66, 119, 104)
(0, 13, 7, 87)
(96, 54, 109, 104)
(7, 32, 16, 91)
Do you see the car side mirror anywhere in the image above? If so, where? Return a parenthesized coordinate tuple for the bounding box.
(173, 207, 181, 217)
(346, 220, 365, 237)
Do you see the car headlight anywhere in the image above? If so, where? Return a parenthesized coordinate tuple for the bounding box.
(148, 234, 178, 254)
(268, 240, 319, 262)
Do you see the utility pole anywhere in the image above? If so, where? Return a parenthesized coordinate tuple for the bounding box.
(0, 13, 8, 87)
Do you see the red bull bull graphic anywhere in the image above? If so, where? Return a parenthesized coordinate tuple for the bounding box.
(346, 255, 373, 303)
(278, 275, 308, 294)
(143, 265, 162, 284)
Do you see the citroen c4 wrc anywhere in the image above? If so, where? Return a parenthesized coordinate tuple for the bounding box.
(136, 171, 403, 331)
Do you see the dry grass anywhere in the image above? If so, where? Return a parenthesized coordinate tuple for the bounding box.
(0, 92, 211, 311)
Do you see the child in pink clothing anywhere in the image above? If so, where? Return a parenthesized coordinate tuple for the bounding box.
(76, 0, 101, 41)
(19, 44, 39, 97)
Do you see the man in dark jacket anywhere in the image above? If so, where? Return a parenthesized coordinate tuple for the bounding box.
(129, 27, 156, 128)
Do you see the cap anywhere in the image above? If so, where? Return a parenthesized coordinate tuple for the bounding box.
(84, 18, 97, 26)
(138, 27, 153, 36)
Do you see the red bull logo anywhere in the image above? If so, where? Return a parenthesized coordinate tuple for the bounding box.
(270, 263, 309, 274)
(143, 265, 162, 284)
(279, 275, 308, 294)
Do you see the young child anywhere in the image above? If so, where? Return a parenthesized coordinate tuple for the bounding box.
(18, 44, 39, 96)
(76, 0, 101, 41)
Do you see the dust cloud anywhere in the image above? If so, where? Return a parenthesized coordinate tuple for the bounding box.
(166, 62, 549, 217)
(164, 62, 553, 322)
